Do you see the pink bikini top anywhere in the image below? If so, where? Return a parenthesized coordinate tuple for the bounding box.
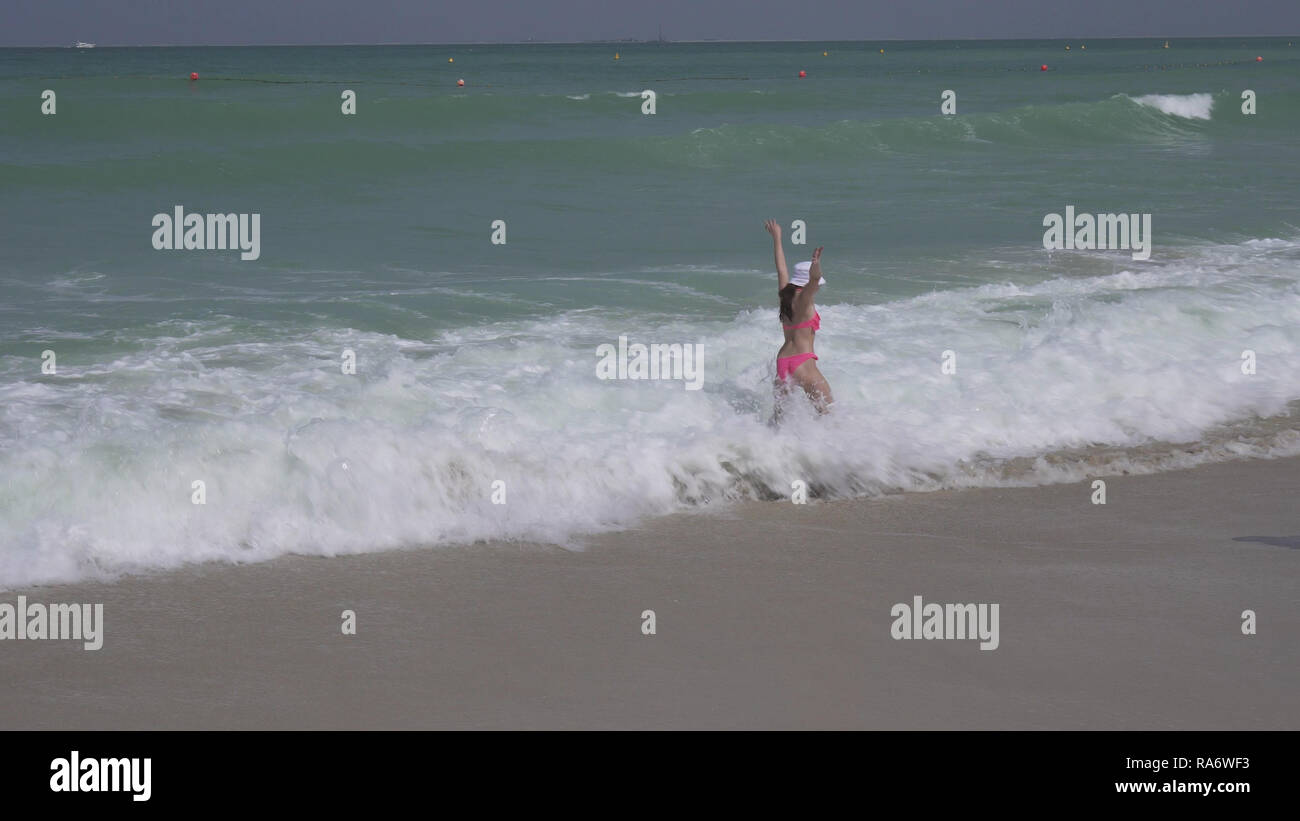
(782, 311, 821, 332)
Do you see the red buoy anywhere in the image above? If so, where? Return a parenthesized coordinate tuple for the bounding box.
(1256, 56, 1263, 62)
(1040, 64, 1049, 71)
(456, 78, 465, 87)
(189, 72, 199, 81)
(798, 70, 807, 78)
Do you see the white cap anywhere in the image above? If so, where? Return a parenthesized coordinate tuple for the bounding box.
(791, 261, 826, 287)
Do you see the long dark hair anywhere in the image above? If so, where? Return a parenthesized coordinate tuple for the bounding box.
(779, 283, 800, 324)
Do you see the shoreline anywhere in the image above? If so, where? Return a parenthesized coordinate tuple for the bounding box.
(1, 455, 1296, 729)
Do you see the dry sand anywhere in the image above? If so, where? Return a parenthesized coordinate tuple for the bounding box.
(1, 456, 1296, 729)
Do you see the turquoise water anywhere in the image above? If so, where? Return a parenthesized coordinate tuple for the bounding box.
(2, 39, 1299, 585)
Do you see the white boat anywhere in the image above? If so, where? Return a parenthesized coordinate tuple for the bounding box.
(74, 41, 95, 49)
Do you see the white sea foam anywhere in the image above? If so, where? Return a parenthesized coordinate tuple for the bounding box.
(2, 238, 1298, 587)
(1130, 92, 1215, 120)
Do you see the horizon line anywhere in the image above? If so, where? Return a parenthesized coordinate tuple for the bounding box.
(3, 34, 1297, 49)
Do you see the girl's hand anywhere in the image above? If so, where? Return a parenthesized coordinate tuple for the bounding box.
(764, 219, 781, 240)
(810, 246, 824, 269)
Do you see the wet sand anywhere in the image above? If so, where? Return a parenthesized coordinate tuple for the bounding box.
(1, 456, 1296, 729)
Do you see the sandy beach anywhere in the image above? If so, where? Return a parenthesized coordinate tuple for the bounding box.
(1, 455, 1296, 730)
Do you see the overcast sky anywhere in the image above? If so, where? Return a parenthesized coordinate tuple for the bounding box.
(5, 0, 1298, 47)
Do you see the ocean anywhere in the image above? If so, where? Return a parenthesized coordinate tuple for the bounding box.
(1, 38, 1298, 586)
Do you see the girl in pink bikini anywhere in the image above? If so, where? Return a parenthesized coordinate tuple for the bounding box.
(764, 219, 833, 414)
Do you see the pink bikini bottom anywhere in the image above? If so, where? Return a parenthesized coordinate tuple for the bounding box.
(777, 352, 818, 381)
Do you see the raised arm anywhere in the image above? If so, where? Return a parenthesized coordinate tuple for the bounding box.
(764, 219, 790, 289)
(801, 246, 824, 300)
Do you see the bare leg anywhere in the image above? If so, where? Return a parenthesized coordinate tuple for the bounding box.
(795, 363, 833, 414)
(770, 377, 789, 426)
